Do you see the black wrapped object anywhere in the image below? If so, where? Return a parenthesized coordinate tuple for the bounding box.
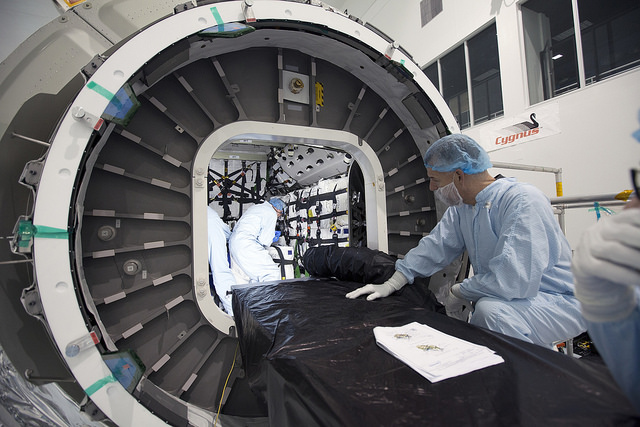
(232, 280, 640, 427)
(302, 245, 397, 284)
(302, 246, 444, 315)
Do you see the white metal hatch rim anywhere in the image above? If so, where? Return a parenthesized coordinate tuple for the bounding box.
(30, 1, 446, 425)
(192, 122, 388, 330)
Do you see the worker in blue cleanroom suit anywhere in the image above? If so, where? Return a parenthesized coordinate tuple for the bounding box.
(229, 197, 286, 283)
(572, 196, 640, 412)
(207, 206, 237, 315)
(347, 134, 586, 348)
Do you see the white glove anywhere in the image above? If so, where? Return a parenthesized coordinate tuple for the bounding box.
(444, 284, 473, 322)
(572, 208, 640, 322)
(345, 271, 408, 301)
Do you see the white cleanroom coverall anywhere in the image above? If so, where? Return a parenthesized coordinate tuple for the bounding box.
(207, 207, 236, 315)
(229, 202, 281, 283)
(396, 178, 586, 347)
(572, 205, 640, 411)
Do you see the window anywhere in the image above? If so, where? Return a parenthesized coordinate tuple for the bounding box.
(441, 45, 469, 129)
(522, 0, 578, 103)
(579, 0, 640, 84)
(468, 25, 503, 124)
(523, 0, 640, 105)
(423, 23, 503, 130)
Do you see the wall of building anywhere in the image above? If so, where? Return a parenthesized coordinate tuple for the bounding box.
(335, 0, 640, 248)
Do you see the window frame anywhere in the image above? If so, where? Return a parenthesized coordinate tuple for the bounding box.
(520, 0, 640, 106)
(422, 21, 503, 130)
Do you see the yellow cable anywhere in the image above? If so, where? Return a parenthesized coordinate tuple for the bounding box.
(214, 342, 239, 427)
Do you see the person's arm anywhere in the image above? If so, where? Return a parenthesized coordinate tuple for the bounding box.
(455, 188, 560, 301)
(346, 208, 466, 301)
(572, 204, 640, 322)
(572, 200, 640, 411)
(395, 207, 467, 283)
(584, 302, 640, 412)
(257, 206, 278, 247)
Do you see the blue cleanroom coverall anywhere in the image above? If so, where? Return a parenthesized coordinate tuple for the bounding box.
(586, 296, 640, 411)
(396, 178, 586, 347)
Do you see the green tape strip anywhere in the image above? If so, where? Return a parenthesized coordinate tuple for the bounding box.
(34, 225, 69, 239)
(210, 7, 225, 30)
(85, 374, 117, 396)
(87, 81, 115, 101)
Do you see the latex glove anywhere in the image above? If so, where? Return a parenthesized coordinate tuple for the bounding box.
(444, 284, 473, 321)
(345, 271, 408, 301)
(273, 230, 281, 243)
(572, 208, 640, 322)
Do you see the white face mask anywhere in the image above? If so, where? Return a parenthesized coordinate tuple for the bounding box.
(434, 181, 463, 207)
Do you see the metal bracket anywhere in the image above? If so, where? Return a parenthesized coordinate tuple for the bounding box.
(72, 106, 105, 131)
(21, 286, 43, 319)
(19, 160, 44, 188)
(384, 41, 399, 59)
(10, 216, 35, 254)
(174, 1, 196, 14)
(242, 0, 256, 22)
(81, 54, 106, 78)
(81, 399, 109, 422)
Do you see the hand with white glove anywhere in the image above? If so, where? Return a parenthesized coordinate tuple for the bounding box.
(572, 207, 640, 322)
(345, 271, 408, 301)
(444, 283, 473, 321)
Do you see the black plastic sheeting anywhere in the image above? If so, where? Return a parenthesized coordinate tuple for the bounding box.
(232, 247, 639, 426)
(233, 280, 639, 426)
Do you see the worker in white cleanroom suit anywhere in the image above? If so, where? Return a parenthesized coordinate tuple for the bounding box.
(207, 206, 236, 315)
(573, 195, 640, 412)
(347, 134, 586, 349)
(572, 110, 640, 414)
(229, 197, 286, 283)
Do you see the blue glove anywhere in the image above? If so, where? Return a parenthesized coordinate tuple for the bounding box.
(273, 230, 281, 243)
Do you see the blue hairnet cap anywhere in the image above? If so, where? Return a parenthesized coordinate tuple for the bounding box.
(269, 197, 286, 212)
(424, 134, 492, 174)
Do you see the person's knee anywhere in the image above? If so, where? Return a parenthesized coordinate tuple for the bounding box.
(469, 298, 508, 330)
(470, 298, 539, 345)
(470, 299, 492, 327)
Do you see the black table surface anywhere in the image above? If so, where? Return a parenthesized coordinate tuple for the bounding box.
(232, 278, 639, 427)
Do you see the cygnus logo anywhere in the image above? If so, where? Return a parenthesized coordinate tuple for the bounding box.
(494, 113, 540, 146)
(482, 103, 560, 153)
